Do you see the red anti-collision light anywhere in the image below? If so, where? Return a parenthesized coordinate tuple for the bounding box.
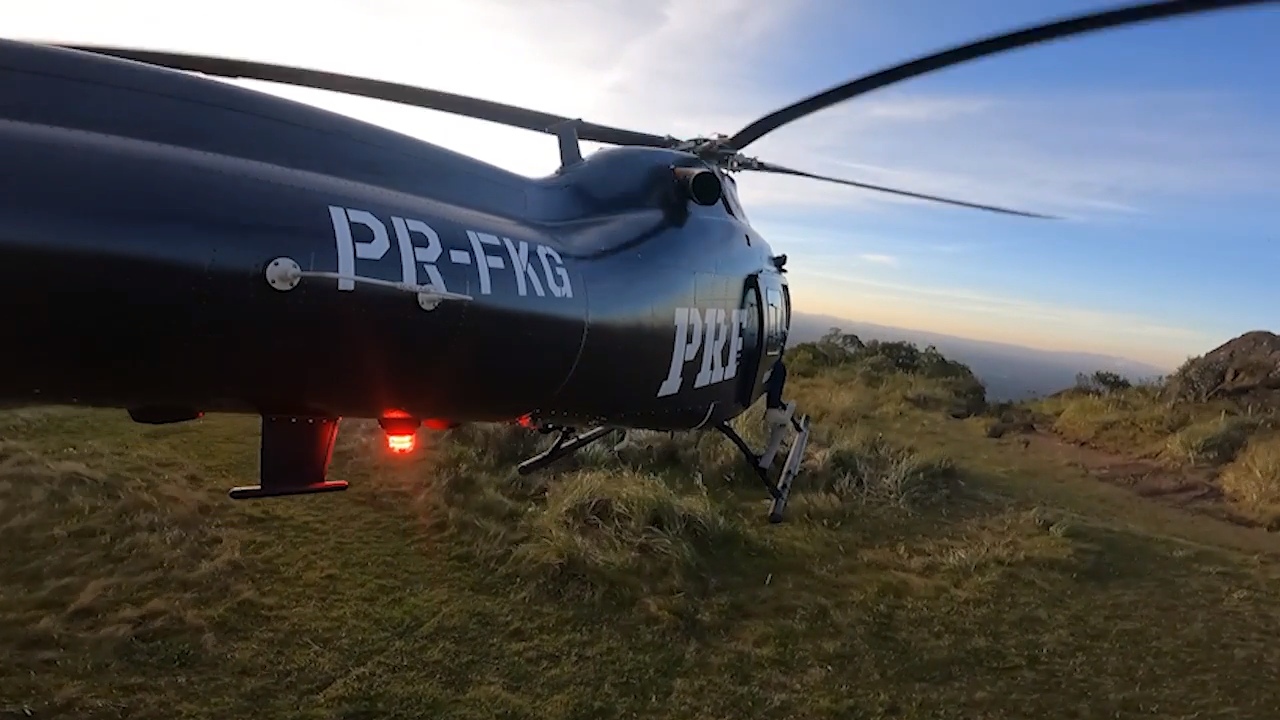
(385, 433, 416, 454)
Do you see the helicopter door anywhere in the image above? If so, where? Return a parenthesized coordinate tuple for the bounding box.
(746, 274, 788, 404)
(735, 278, 763, 407)
(736, 272, 791, 406)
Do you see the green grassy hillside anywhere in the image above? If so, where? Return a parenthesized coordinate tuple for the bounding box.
(4, 338, 1280, 719)
(1032, 364, 1280, 527)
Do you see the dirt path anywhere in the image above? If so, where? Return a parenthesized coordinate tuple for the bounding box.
(1019, 430, 1274, 531)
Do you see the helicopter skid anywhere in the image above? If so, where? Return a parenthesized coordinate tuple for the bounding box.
(516, 425, 614, 475)
(767, 413, 810, 524)
(714, 411, 810, 523)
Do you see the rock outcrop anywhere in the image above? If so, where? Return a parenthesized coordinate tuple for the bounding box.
(1167, 331, 1280, 405)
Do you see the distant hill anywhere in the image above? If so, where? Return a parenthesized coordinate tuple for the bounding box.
(788, 311, 1170, 401)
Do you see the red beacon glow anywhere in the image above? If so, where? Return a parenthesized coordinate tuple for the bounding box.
(385, 432, 416, 454)
(378, 410, 421, 455)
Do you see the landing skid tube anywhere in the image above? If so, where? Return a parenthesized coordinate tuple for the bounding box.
(517, 425, 614, 475)
(716, 412, 811, 523)
(513, 413, 811, 524)
(229, 415, 349, 499)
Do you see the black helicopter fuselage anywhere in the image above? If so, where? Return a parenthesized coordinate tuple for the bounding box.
(0, 40, 790, 432)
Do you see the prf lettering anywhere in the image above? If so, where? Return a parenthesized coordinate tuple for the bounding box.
(657, 307, 745, 398)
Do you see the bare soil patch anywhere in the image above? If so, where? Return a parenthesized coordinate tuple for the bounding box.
(1018, 430, 1276, 530)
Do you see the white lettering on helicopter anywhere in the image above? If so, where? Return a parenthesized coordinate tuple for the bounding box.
(656, 307, 745, 398)
(327, 206, 573, 299)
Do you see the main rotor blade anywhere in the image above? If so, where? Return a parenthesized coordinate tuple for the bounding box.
(748, 161, 1057, 218)
(728, 0, 1277, 151)
(53, 44, 674, 148)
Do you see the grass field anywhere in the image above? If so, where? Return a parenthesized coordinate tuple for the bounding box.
(4, 346, 1280, 719)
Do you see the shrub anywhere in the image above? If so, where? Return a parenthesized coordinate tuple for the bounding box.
(804, 432, 958, 510)
(787, 331, 987, 416)
(1162, 415, 1255, 466)
(1167, 353, 1230, 403)
(1073, 370, 1133, 395)
(1218, 435, 1280, 519)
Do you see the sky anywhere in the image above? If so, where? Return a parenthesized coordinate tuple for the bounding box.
(9, 0, 1280, 369)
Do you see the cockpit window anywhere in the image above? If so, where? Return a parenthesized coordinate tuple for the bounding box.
(764, 287, 784, 355)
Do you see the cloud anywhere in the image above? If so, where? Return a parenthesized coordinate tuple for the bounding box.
(858, 254, 899, 266)
(797, 267, 1210, 354)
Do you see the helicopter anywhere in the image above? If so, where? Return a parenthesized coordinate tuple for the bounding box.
(0, 0, 1271, 523)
